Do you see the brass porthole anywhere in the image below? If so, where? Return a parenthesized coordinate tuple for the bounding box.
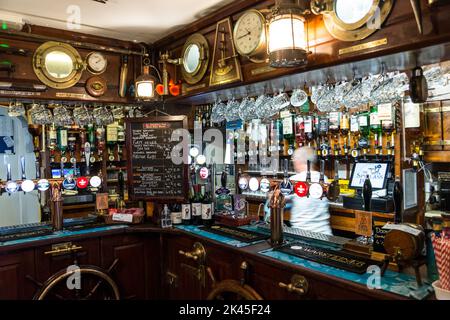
(181, 33, 210, 85)
(33, 41, 85, 89)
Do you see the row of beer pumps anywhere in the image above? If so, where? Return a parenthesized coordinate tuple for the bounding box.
(0, 156, 103, 196)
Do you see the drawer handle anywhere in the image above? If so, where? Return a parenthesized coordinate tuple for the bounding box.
(178, 242, 206, 262)
(44, 244, 83, 256)
(279, 275, 308, 296)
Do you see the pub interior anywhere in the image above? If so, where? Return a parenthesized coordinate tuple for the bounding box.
(1, 0, 450, 303)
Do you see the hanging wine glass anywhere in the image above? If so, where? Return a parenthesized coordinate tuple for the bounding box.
(225, 99, 240, 122)
(211, 100, 226, 123)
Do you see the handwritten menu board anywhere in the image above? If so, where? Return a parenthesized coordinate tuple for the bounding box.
(126, 116, 188, 201)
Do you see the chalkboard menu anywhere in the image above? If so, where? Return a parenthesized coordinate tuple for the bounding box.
(126, 116, 188, 201)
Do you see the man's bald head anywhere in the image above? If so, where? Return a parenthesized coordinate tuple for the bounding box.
(292, 147, 318, 173)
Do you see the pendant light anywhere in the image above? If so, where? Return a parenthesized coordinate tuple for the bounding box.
(135, 56, 159, 101)
(268, 0, 309, 68)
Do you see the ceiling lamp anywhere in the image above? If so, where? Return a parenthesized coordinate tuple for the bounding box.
(268, 0, 309, 68)
(135, 57, 159, 101)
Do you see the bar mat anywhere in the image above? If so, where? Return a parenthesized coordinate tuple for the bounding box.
(274, 240, 383, 274)
(199, 224, 269, 243)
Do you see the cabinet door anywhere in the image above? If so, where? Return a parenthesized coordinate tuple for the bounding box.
(0, 250, 35, 300)
(162, 234, 203, 300)
(35, 238, 100, 283)
(247, 259, 317, 300)
(101, 235, 151, 300)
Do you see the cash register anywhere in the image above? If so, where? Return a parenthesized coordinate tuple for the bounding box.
(343, 162, 394, 213)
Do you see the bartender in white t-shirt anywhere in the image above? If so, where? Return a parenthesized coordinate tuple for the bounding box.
(288, 147, 333, 235)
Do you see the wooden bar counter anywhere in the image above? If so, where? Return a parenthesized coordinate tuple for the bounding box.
(0, 222, 431, 300)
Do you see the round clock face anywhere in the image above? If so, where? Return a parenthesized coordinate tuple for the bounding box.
(86, 52, 107, 74)
(233, 9, 266, 57)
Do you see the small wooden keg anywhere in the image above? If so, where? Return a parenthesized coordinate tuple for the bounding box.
(383, 223, 425, 261)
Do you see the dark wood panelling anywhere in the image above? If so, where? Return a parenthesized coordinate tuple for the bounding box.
(0, 25, 141, 103)
(101, 235, 146, 299)
(0, 250, 35, 299)
(153, 0, 450, 104)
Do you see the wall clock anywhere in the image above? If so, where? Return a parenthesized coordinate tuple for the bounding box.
(311, 0, 394, 41)
(233, 9, 268, 63)
(86, 51, 108, 75)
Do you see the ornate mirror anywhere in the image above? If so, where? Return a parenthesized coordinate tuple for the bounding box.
(33, 41, 84, 89)
(311, 0, 394, 41)
(181, 33, 209, 85)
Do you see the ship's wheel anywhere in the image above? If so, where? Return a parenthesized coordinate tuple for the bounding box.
(28, 259, 120, 300)
(207, 280, 263, 300)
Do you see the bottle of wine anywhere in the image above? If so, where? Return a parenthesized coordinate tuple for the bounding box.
(182, 184, 193, 225)
(362, 174, 372, 211)
(191, 184, 203, 225)
(201, 184, 214, 226)
(96, 126, 106, 161)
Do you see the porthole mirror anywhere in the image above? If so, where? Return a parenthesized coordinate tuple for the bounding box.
(311, 0, 394, 41)
(181, 33, 209, 85)
(33, 41, 84, 89)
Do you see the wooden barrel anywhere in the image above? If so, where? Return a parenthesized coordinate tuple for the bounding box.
(383, 223, 425, 261)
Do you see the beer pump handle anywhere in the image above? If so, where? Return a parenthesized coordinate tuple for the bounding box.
(393, 178, 403, 223)
(221, 170, 227, 188)
(334, 159, 339, 181)
(20, 156, 26, 180)
(306, 160, 311, 183)
(35, 161, 40, 179)
(320, 159, 325, 184)
(85, 142, 91, 176)
(7, 163, 11, 181)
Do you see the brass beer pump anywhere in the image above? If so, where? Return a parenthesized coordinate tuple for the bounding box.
(269, 187, 286, 246)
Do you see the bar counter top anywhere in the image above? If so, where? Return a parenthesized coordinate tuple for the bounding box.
(0, 222, 435, 300)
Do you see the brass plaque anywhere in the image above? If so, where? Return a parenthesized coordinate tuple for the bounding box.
(209, 17, 242, 87)
(339, 38, 388, 55)
(182, 83, 206, 93)
(251, 66, 276, 76)
(56, 92, 89, 99)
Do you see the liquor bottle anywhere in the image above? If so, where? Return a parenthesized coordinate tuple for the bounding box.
(106, 123, 118, 161)
(96, 126, 106, 161)
(282, 112, 295, 156)
(393, 177, 403, 224)
(68, 133, 77, 164)
(191, 184, 203, 225)
(370, 105, 382, 155)
(362, 174, 372, 211)
(275, 118, 283, 154)
(57, 127, 68, 163)
(87, 124, 96, 162)
(318, 116, 330, 158)
(381, 106, 396, 158)
(329, 111, 341, 157)
(358, 112, 370, 159)
(294, 115, 305, 148)
(117, 119, 126, 161)
(48, 124, 58, 163)
(79, 129, 87, 163)
(304, 115, 314, 146)
(201, 184, 214, 226)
